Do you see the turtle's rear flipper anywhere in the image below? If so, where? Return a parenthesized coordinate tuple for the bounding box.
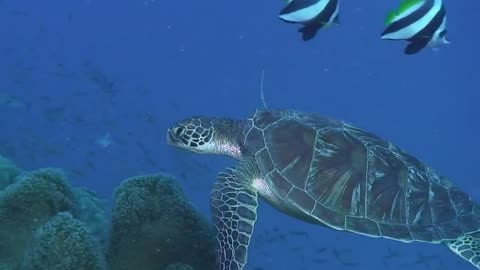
(446, 233, 480, 269)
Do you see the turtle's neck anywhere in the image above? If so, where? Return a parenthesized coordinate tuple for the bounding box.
(211, 118, 249, 160)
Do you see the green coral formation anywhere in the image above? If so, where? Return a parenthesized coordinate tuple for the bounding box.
(0, 168, 78, 223)
(0, 154, 19, 190)
(23, 212, 107, 270)
(385, 0, 424, 25)
(0, 157, 217, 270)
(0, 168, 78, 269)
(106, 173, 217, 270)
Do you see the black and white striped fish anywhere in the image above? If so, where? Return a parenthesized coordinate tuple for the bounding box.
(279, 0, 340, 41)
(381, 0, 449, 55)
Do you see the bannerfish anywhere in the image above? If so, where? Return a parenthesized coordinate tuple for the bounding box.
(279, 0, 340, 41)
(381, 0, 449, 55)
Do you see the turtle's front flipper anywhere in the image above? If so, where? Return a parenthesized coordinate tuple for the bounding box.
(210, 166, 259, 270)
(446, 233, 480, 269)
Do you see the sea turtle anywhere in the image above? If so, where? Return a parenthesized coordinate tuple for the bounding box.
(167, 109, 480, 270)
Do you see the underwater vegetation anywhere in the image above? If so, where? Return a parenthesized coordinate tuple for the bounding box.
(0, 156, 217, 270)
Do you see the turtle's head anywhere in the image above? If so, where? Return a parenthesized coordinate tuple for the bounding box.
(167, 116, 245, 159)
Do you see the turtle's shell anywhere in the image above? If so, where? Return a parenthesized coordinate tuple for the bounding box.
(243, 109, 480, 243)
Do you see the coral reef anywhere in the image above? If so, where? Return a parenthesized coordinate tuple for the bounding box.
(0, 154, 19, 190)
(0, 157, 216, 270)
(106, 173, 217, 270)
(0, 168, 78, 269)
(22, 212, 107, 270)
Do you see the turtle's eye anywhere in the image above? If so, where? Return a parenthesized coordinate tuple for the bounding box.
(173, 126, 186, 137)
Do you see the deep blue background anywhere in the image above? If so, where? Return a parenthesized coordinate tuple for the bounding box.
(0, 0, 478, 269)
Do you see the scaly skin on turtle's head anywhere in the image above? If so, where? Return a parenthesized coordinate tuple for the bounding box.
(167, 116, 246, 159)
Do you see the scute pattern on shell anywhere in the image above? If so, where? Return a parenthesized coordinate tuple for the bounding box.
(243, 109, 480, 243)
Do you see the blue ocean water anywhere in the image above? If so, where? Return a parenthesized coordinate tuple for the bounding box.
(0, 0, 478, 269)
